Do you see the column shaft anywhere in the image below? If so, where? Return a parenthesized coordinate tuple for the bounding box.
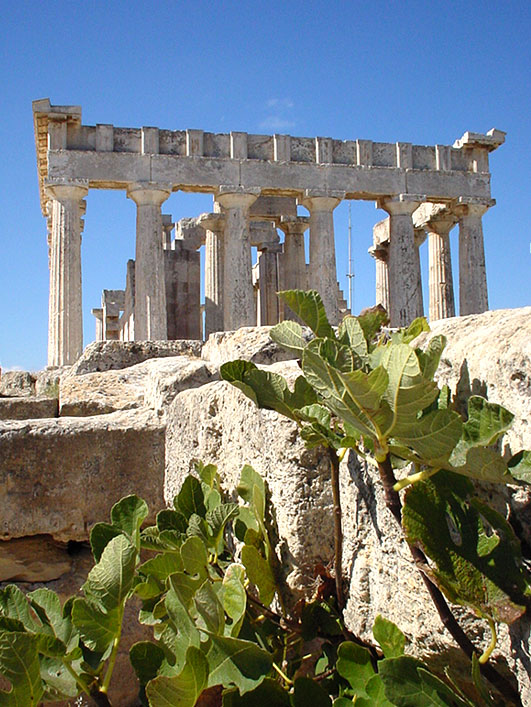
(258, 248, 281, 325)
(379, 195, 423, 327)
(199, 211, 226, 337)
(301, 194, 342, 325)
(369, 245, 389, 312)
(428, 224, 455, 320)
(127, 183, 171, 340)
(217, 190, 259, 330)
(457, 202, 490, 315)
(45, 181, 88, 366)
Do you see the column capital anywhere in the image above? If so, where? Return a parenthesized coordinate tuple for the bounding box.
(216, 186, 260, 210)
(127, 182, 172, 206)
(300, 190, 344, 211)
(368, 243, 389, 262)
(455, 197, 495, 218)
(198, 212, 226, 232)
(277, 215, 309, 236)
(378, 194, 425, 216)
(44, 178, 89, 202)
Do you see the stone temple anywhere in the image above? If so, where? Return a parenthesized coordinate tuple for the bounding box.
(33, 99, 505, 366)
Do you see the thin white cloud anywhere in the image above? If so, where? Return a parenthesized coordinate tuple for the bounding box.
(259, 116, 296, 131)
(266, 98, 294, 110)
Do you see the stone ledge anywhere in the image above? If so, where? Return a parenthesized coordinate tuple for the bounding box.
(0, 396, 58, 421)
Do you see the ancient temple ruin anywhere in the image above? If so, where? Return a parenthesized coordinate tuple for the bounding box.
(33, 98, 505, 366)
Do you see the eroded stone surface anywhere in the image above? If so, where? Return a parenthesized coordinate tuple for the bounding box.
(60, 355, 217, 416)
(0, 396, 58, 420)
(35, 366, 69, 397)
(69, 339, 202, 375)
(0, 370, 36, 398)
(165, 371, 334, 597)
(201, 326, 306, 366)
(415, 307, 531, 453)
(0, 409, 165, 542)
(0, 535, 72, 581)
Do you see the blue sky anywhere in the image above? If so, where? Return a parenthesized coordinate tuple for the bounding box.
(0, 0, 529, 371)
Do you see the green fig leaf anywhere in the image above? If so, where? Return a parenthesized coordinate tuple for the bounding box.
(278, 290, 336, 339)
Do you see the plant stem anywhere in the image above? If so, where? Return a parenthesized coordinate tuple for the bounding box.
(328, 447, 344, 611)
(393, 467, 440, 492)
(272, 662, 293, 686)
(377, 454, 523, 707)
(479, 618, 497, 664)
(61, 659, 92, 697)
(101, 605, 124, 695)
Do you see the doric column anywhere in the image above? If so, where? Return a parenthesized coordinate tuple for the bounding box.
(257, 243, 282, 326)
(92, 308, 104, 341)
(162, 214, 174, 250)
(198, 211, 226, 337)
(455, 198, 493, 315)
(427, 215, 456, 321)
(127, 182, 171, 340)
(368, 242, 389, 313)
(44, 179, 89, 366)
(300, 190, 343, 325)
(414, 228, 426, 319)
(378, 194, 424, 327)
(216, 187, 260, 330)
(278, 216, 309, 291)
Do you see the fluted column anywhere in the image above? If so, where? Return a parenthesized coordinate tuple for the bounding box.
(198, 211, 226, 337)
(278, 216, 309, 290)
(427, 217, 456, 321)
(455, 198, 492, 315)
(127, 182, 171, 340)
(300, 191, 343, 325)
(414, 229, 426, 319)
(368, 242, 389, 313)
(44, 179, 89, 366)
(378, 194, 424, 327)
(216, 187, 260, 330)
(257, 243, 282, 325)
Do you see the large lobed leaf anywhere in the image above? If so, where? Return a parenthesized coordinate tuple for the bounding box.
(403, 470, 531, 624)
(278, 290, 335, 339)
(206, 634, 273, 695)
(146, 645, 208, 707)
(82, 534, 137, 611)
(0, 631, 44, 706)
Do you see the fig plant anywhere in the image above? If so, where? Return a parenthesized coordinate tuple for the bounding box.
(0, 290, 529, 705)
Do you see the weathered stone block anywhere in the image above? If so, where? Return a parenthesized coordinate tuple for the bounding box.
(0, 534, 71, 581)
(0, 370, 35, 398)
(0, 396, 58, 420)
(201, 326, 304, 366)
(60, 355, 216, 417)
(0, 409, 165, 542)
(69, 339, 202, 375)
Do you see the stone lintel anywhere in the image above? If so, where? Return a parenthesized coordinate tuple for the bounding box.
(45, 151, 495, 202)
(92, 308, 103, 319)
